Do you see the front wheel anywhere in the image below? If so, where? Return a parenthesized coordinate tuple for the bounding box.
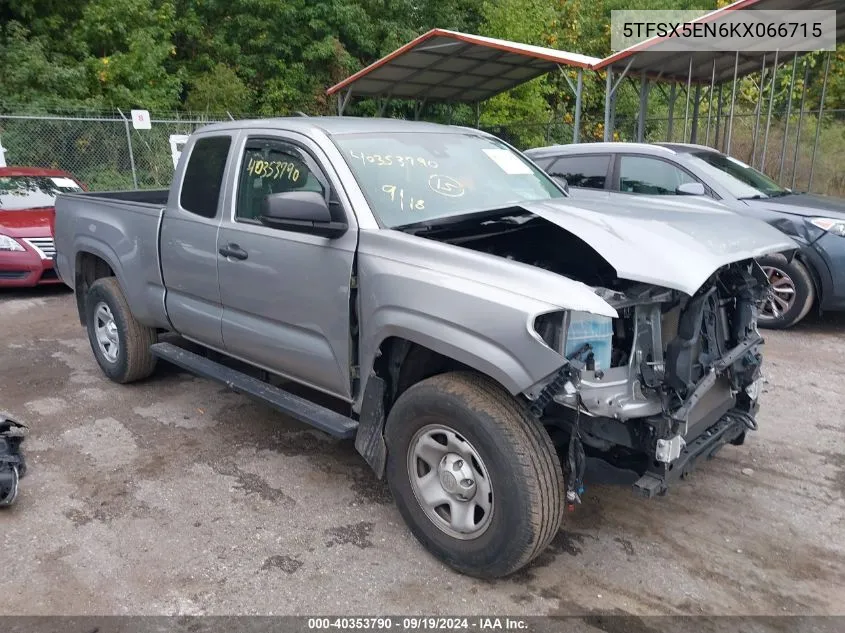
(384, 371, 564, 578)
(757, 255, 815, 329)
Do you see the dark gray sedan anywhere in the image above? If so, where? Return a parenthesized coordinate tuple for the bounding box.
(525, 142, 845, 328)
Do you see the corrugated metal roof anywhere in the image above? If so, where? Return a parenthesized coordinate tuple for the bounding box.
(326, 28, 601, 103)
(327, 0, 841, 102)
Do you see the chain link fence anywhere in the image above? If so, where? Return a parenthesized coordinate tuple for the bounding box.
(0, 111, 230, 191)
(2, 108, 843, 197)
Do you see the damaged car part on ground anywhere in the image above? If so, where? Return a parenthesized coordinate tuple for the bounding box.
(0, 414, 27, 507)
(53, 118, 795, 578)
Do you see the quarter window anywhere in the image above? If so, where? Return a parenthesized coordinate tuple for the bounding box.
(180, 136, 232, 218)
(235, 139, 325, 223)
(619, 155, 697, 195)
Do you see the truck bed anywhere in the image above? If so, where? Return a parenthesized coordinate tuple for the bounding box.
(53, 190, 170, 329)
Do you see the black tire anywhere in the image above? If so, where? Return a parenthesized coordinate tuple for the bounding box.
(757, 254, 815, 329)
(384, 371, 564, 578)
(85, 277, 157, 383)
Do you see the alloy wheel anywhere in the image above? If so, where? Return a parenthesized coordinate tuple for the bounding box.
(759, 265, 796, 321)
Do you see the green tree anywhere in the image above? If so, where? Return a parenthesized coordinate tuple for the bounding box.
(185, 64, 252, 114)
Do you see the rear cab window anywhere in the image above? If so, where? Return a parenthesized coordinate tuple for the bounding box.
(179, 136, 232, 218)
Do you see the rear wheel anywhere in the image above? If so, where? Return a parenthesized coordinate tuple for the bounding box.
(757, 255, 815, 329)
(85, 277, 157, 383)
(384, 371, 564, 578)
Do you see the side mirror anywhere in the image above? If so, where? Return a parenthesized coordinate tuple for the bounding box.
(553, 176, 570, 194)
(676, 182, 706, 196)
(260, 191, 348, 239)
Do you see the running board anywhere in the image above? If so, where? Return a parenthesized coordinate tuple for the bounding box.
(150, 342, 358, 439)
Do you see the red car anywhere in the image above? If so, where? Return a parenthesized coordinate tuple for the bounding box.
(0, 166, 84, 287)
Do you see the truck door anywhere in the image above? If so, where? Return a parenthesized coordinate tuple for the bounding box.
(217, 132, 357, 401)
(159, 134, 234, 348)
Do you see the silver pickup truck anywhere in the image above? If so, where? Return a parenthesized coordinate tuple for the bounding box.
(54, 117, 794, 578)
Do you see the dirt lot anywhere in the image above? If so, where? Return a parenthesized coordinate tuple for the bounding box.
(1, 285, 844, 617)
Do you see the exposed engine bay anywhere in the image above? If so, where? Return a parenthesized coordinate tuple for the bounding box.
(404, 211, 770, 499)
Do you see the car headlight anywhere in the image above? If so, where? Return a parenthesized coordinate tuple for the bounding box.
(0, 234, 25, 252)
(809, 217, 845, 238)
(533, 310, 613, 370)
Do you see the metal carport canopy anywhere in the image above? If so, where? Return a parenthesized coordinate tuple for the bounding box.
(326, 28, 601, 104)
(592, 0, 845, 84)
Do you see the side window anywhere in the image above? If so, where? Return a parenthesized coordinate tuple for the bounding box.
(619, 155, 697, 195)
(180, 136, 232, 218)
(235, 139, 326, 223)
(547, 155, 609, 190)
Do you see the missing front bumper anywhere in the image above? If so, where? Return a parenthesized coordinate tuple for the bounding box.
(633, 408, 752, 499)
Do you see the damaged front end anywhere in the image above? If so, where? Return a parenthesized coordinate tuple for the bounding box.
(395, 199, 792, 502)
(534, 259, 769, 500)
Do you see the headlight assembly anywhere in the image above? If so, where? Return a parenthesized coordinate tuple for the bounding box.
(0, 234, 25, 252)
(534, 310, 613, 370)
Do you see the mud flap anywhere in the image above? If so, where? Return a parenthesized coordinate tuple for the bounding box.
(0, 414, 27, 507)
(355, 376, 388, 479)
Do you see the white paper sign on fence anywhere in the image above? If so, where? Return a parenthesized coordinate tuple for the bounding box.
(131, 109, 151, 130)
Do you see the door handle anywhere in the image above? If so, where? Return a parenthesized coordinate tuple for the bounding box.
(219, 243, 249, 260)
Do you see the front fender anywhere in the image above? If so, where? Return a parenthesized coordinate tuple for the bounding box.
(366, 307, 545, 396)
(355, 230, 618, 409)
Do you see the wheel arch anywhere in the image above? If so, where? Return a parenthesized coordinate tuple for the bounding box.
(365, 331, 536, 411)
(74, 249, 118, 325)
(353, 333, 546, 481)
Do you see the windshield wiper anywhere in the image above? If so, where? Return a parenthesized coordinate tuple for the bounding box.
(737, 194, 766, 200)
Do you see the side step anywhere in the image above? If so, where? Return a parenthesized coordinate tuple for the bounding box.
(150, 342, 359, 439)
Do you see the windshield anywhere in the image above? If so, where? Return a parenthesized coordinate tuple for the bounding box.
(331, 132, 564, 228)
(687, 152, 788, 199)
(0, 175, 82, 210)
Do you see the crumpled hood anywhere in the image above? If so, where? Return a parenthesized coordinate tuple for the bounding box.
(523, 196, 797, 295)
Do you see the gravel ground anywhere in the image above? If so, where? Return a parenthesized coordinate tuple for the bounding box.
(1, 285, 844, 617)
